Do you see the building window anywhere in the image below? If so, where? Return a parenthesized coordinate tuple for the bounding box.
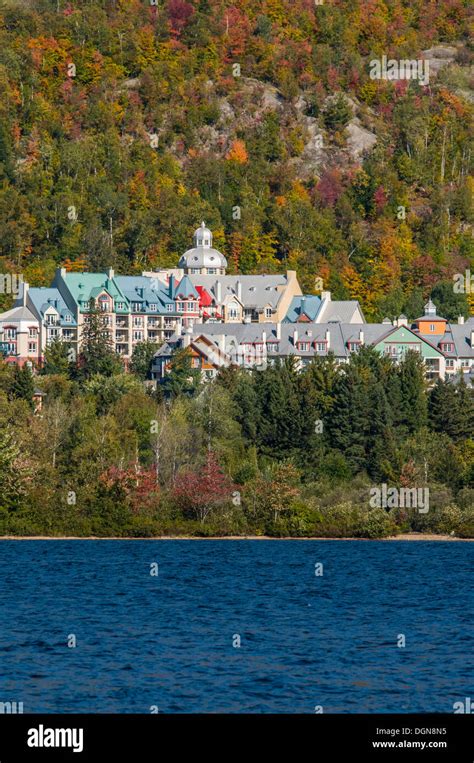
(208, 268, 216, 275)
(132, 302, 142, 312)
(228, 307, 239, 319)
(315, 342, 327, 352)
(297, 342, 310, 351)
(446, 359, 455, 369)
(46, 314, 57, 325)
(29, 328, 37, 337)
(133, 331, 143, 341)
(429, 324, 435, 331)
(348, 342, 360, 352)
(99, 297, 109, 312)
(149, 303, 157, 312)
(267, 343, 279, 353)
(28, 342, 37, 353)
(5, 328, 16, 339)
(265, 307, 272, 318)
(461, 360, 470, 368)
(442, 343, 454, 352)
(116, 302, 125, 311)
(167, 304, 173, 312)
(63, 314, 71, 323)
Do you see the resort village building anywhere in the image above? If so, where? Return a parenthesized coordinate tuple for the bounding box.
(152, 304, 474, 385)
(0, 223, 472, 383)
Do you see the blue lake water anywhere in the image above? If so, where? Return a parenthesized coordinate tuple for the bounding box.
(0, 540, 472, 713)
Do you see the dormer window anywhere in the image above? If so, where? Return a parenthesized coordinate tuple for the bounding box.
(64, 314, 71, 323)
(167, 304, 173, 312)
(315, 341, 327, 352)
(150, 303, 157, 312)
(297, 341, 310, 351)
(116, 302, 125, 311)
(348, 341, 360, 352)
(442, 342, 454, 352)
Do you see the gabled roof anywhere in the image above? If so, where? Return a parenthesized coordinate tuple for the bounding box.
(60, 272, 128, 308)
(188, 274, 289, 309)
(284, 295, 321, 323)
(0, 305, 37, 324)
(195, 285, 214, 307)
(28, 287, 77, 322)
(172, 275, 199, 300)
(319, 299, 366, 323)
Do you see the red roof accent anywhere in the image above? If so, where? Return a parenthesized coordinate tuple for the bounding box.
(195, 285, 213, 307)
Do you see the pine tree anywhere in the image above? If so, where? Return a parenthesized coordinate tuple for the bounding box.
(76, 302, 123, 380)
(42, 337, 72, 376)
(161, 347, 200, 399)
(130, 340, 159, 380)
(326, 365, 368, 473)
(398, 351, 427, 434)
(10, 364, 35, 408)
(429, 376, 474, 443)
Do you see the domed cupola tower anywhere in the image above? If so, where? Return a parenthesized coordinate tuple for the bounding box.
(178, 222, 227, 275)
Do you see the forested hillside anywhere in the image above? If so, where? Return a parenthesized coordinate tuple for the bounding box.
(0, 0, 473, 319)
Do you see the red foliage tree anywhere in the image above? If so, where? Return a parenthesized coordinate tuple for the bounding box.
(167, 0, 195, 37)
(173, 452, 235, 523)
(100, 465, 159, 515)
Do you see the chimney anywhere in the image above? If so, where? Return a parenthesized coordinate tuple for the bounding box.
(218, 335, 226, 353)
(276, 322, 281, 340)
(19, 280, 29, 305)
(458, 315, 465, 325)
(60, 267, 67, 278)
(359, 329, 364, 344)
(107, 268, 114, 279)
(325, 329, 330, 348)
(169, 274, 175, 296)
(397, 314, 408, 327)
(215, 280, 222, 303)
(321, 291, 331, 302)
(262, 330, 267, 345)
(183, 324, 193, 348)
(293, 329, 298, 346)
(236, 280, 242, 301)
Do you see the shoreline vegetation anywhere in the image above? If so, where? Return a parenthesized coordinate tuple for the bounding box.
(0, 534, 472, 541)
(1, 346, 473, 540)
